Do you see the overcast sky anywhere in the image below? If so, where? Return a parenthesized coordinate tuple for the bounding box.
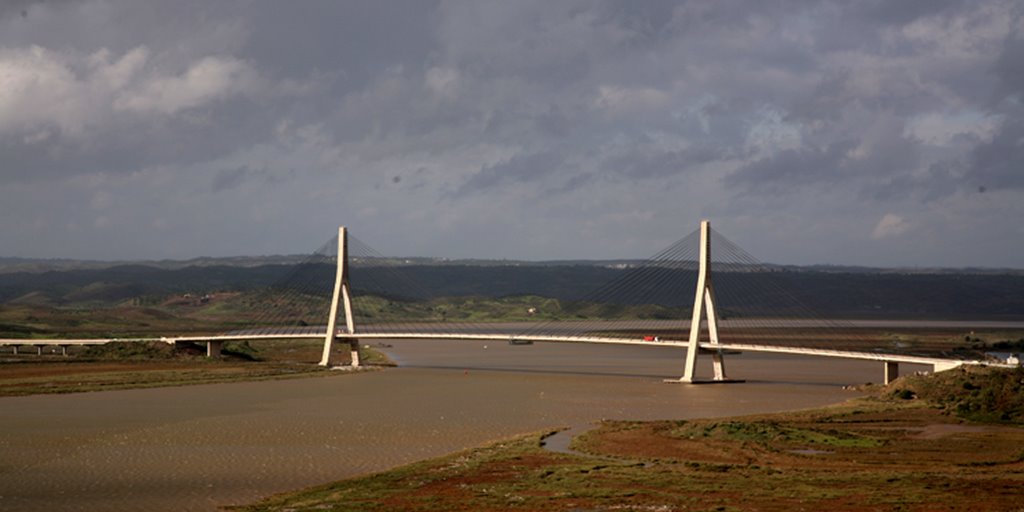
(2, 0, 1022, 267)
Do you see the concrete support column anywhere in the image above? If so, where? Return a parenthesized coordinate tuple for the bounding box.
(349, 339, 361, 367)
(712, 351, 727, 380)
(884, 361, 899, 385)
(12, 345, 19, 355)
(35, 345, 43, 356)
(207, 340, 223, 358)
(60, 345, 69, 357)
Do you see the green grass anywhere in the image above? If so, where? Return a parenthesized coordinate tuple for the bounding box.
(888, 365, 1024, 423)
(671, 420, 883, 448)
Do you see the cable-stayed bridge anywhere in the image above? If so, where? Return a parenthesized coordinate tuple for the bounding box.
(162, 221, 998, 384)
(1, 221, 1006, 384)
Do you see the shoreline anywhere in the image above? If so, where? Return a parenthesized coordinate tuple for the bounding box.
(1, 345, 879, 511)
(233, 366, 1024, 511)
(4, 336, 1020, 511)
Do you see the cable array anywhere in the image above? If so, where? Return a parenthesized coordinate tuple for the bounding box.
(345, 235, 549, 338)
(707, 228, 866, 349)
(228, 236, 336, 335)
(235, 225, 940, 357)
(513, 229, 702, 340)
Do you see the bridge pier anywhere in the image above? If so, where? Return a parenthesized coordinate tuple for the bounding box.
(880, 360, 897, 385)
(712, 350, 727, 381)
(35, 345, 43, 356)
(11, 344, 20, 355)
(349, 339, 360, 367)
(60, 345, 69, 357)
(207, 340, 223, 358)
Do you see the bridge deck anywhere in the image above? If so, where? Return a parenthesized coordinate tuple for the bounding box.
(161, 332, 979, 369)
(1, 332, 995, 371)
(0, 338, 162, 346)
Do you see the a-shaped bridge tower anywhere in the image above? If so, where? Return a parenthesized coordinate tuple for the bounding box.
(678, 220, 737, 383)
(319, 226, 359, 367)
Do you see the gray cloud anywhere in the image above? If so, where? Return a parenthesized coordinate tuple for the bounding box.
(454, 151, 567, 197)
(606, 145, 743, 180)
(967, 114, 1024, 191)
(993, 28, 1024, 102)
(1, 0, 1023, 267)
(0, 0, 80, 20)
(725, 140, 856, 190)
(211, 166, 256, 193)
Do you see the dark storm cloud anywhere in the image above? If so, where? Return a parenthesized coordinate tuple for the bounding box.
(726, 120, 922, 197)
(545, 172, 595, 196)
(725, 140, 859, 191)
(211, 166, 255, 193)
(992, 28, 1024, 102)
(240, 1, 438, 92)
(0, 0, 80, 19)
(2, 95, 280, 183)
(1, 0, 1022, 267)
(454, 151, 567, 197)
(932, 18, 1024, 195)
(847, 0, 966, 25)
(606, 145, 743, 180)
(966, 113, 1024, 191)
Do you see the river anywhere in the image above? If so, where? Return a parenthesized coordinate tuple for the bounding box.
(0, 339, 927, 511)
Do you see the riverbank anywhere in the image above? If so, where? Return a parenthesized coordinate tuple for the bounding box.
(234, 365, 1024, 511)
(1, 342, 881, 511)
(0, 339, 394, 396)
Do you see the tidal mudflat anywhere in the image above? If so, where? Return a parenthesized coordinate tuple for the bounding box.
(0, 340, 920, 511)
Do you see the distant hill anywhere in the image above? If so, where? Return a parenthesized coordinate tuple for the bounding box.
(2, 255, 1021, 275)
(0, 261, 1022, 320)
(0, 255, 312, 273)
(0, 264, 291, 307)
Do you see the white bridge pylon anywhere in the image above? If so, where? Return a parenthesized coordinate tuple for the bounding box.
(290, 222, 980, 381)
(319, 226, 359, 367)
(676, 219, 739, 383)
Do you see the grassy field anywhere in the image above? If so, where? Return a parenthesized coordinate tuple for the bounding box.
(232, 366, 1024, 512)
(0, 293, 689, 339)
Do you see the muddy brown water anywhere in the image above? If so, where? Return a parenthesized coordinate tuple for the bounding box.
(0, 339, 927, 511)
